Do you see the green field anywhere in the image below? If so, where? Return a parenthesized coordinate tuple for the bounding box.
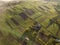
(0, 1, 60, 45)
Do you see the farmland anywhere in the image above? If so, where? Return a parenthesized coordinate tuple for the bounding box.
(0, 1, 60, 45)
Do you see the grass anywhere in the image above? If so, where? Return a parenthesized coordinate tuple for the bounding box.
(0, 1, 60, 45)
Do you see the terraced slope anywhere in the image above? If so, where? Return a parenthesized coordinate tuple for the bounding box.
(0, 1, 60, 45)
